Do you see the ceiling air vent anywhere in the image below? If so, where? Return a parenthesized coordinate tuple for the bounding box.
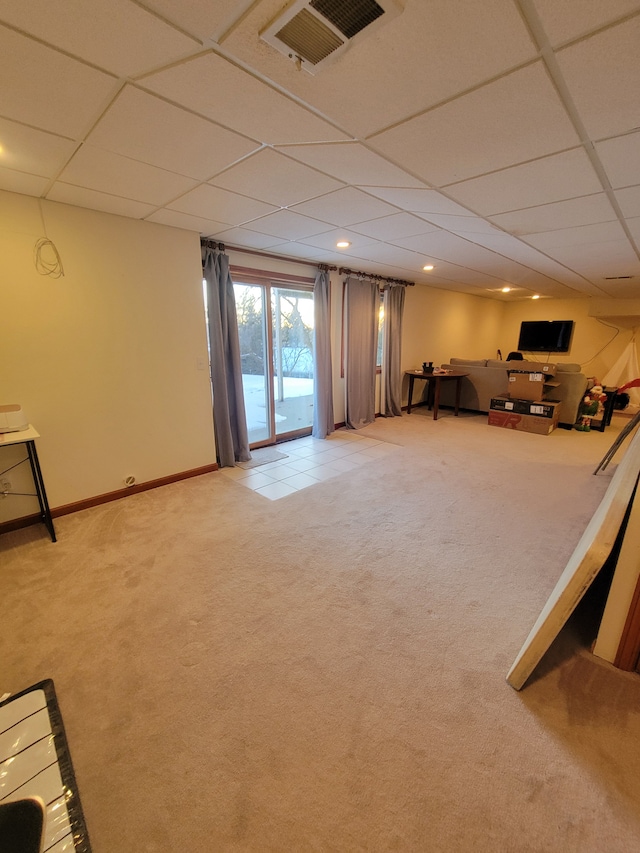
(260, 0, 403, 74)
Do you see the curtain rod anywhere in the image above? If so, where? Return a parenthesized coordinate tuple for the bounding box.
(203, 240, 321, 269)
(338, 267, 415, 286)
(200, 241, 413, 285)
(201, 239, 226, 251)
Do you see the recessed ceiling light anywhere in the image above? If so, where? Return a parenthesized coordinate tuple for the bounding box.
(423, 264, 434, 271)
(336, 240, 350, 248)
(501, 287, 511, 293)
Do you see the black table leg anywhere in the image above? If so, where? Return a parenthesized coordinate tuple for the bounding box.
(26, 441, 56, 542)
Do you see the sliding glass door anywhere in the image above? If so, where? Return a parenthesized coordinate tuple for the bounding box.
(234, 281, 314, 447)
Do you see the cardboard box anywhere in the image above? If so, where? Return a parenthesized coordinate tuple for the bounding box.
(490, 397, 560, 418)
(507, 372, 546, 401)
(507, 362, 557, 377)
(488, 402, 560, 435)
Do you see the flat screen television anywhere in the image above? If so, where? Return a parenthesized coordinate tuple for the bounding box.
(517, 320, 574, 353)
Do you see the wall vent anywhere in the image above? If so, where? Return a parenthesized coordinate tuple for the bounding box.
(260, 0, 403, 74)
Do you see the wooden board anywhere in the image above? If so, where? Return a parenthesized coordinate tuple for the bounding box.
(592, 482, 640, 663)
(507, 427, 640, 690)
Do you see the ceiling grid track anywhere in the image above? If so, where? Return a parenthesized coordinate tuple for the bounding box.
(515, 0, 640, 263)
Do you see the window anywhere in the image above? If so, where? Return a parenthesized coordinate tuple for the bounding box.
(230, 267, 315, 447)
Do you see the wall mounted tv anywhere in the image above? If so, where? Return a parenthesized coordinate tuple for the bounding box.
(517, 320, 574, 353)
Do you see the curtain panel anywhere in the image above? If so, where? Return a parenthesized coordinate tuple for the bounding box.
(312, 268, 334, 438)
(382, 284, 406, 417)
(202, 246, 251, 467)
(344, 276, 379, 429)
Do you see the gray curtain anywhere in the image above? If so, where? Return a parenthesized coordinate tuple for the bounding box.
(382, 284, 406, 417)
(202, 245, 251, 467)
(345, 275, 379, 429)
(312, 268, 334, 438)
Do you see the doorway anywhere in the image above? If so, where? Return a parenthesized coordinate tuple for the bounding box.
(233, 281, 314, 447)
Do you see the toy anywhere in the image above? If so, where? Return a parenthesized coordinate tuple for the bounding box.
(575, 384, 607, 431)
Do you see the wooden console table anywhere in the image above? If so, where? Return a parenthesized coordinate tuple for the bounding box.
(405, 370, 469, 420)
(0, 425, 56, 541)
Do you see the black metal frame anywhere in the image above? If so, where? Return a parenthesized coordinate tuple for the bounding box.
(1, 438, 56, 542)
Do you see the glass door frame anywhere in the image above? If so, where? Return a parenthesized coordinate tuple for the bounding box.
(231, 266, 315, 450)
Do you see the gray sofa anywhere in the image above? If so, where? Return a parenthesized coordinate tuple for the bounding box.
(437, 358, 589, 428)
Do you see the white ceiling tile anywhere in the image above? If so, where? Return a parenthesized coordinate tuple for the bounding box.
(291, 187, 398, 227)
(596, 132, 640, 189)
(349, 214, 439, 242)
(211, 149, 344, 207)
(146, 208, 231, 234)
(276, 142, 423, 188)
(0, 167, 49, 196)
(0, 118, 77, 176)
(347, 242, 432, 274)
(415, 214, 505, 235)
(241, 210, 333, 241)
(409, 260, 500, 285)
(362, 187, 473, 216)
(537, 242, 640, 281)
(87, 86, 259, 181)
(138, 0, 257, 44)
(369, 63, 580, 186)
(140, 52, 350, 145)
(453, 230, 603, 284)
(222, 0, 537, 139)
(259, 241, 327, 261)
(169, 184, 276, 224)
(489, 193, 618, 235)
(532, 0, 640, 47)
(389, 231, 596, 296)
(0, 25, 117, 137)
(523, 220, 628, 249)
(394, 230, 521, 269)
(557, 16, 640, 139)
(445, 149, 603, 215)
(0, 0, 198, 77)
(614, 186, 640, 218)
(47, 183, 156, 219)
(58, 146, 197, 205)
(626, 215, 640, 243)
(295, 229, 378, 253)
(204, 226, 284, 250)
(467, 228, 629, 295)
(595, 278, 640, 299)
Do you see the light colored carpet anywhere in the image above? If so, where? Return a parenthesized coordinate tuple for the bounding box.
(2, 411, 640, 852)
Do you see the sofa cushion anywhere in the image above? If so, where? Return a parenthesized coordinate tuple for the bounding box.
(450, 358, 488, 367)
(555, 363, 581, 373)
(485, 359, 509, 369)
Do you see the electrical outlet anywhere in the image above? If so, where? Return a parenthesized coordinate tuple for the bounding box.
(0, 480, 11, 497)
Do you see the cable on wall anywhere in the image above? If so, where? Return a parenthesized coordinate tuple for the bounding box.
(34, 238, 65, 278)
(34, 200, 64, 278)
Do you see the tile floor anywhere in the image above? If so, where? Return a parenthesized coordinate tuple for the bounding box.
(218, 430, 399, 500)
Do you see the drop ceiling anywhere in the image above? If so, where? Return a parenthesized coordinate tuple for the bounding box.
(1, 0, 640, 299)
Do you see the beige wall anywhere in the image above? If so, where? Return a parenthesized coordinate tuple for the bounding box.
(501, 298, 636, 382)
(0, 191, 215, 519)
(401, 284, 505, 369)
